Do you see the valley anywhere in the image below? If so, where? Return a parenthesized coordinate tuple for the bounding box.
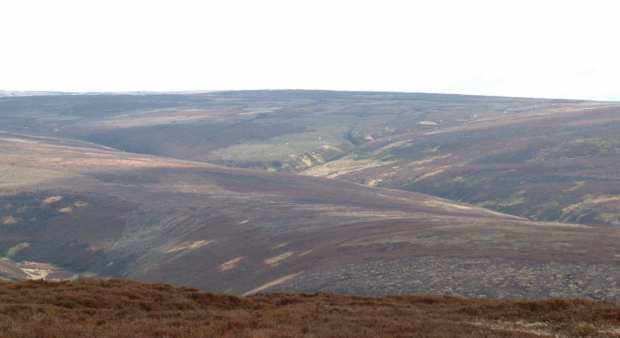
(1, 91, 620, 299)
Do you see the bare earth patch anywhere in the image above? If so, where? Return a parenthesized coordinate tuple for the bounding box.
(17, 261, 73, 281)
(22, 268, 51, 280)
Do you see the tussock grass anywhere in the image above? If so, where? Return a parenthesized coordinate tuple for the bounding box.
(1, 280, 620, 337)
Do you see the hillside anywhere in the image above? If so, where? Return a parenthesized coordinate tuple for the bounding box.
(1, 91, 618, 226)
(1, 280, 620, 338)
(1, 130, 620, 299)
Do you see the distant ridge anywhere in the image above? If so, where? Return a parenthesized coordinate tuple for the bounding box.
(0, 89, 591, 101)
(0, 90, 222, 97)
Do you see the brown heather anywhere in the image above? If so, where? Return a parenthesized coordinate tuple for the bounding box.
(1, 280, 620, 337)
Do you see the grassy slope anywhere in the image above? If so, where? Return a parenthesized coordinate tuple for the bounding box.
(2, 280, 620, 338)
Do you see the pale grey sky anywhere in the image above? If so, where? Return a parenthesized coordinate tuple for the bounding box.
(1, 0, 618, 100)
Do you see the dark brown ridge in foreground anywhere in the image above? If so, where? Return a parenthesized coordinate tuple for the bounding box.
(1, 280, 620, 338)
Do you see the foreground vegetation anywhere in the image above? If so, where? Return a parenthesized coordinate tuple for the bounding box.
(1, 280, 620, 337)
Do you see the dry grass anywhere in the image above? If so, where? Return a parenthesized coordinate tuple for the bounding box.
(1, 280, 620, 338)
(264, 252, 294, 267)
(164, 240, 214, 253)
(41, 196, 63, 205)
(220, 257, 244, 271)
(1, 216, 18, 225)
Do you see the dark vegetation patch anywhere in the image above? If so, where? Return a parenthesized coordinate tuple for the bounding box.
(0, 280, 619, 338)
(0, 192, 134, 271)
(199, 170, 306, 192)
(92, 173, 160, 184)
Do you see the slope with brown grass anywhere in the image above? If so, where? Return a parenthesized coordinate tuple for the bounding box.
(1, 280, 620, 338)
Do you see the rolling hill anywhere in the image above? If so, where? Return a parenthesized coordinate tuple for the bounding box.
(1, 91, 620, 300)
(1, 90, 618, 226)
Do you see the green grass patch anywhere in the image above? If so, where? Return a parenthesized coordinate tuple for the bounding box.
(536, 138, 620, 161)
(598, 213, 620, 224)
(435, 176, 486, 190)
(5, 242, 29, 259)
(424, 144, 441, 154)
(496, 193, 525, 207)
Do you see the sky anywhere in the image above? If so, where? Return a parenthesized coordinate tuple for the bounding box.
(1, 0, 619, 101)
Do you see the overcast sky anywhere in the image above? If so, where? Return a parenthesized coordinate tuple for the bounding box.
(1, 0, 618, 100)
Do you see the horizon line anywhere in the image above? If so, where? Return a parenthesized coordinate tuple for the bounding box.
(1, 89, 615, 102)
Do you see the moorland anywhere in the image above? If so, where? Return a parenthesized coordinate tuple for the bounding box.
(1, 91, 619, 300)
(2, 279, 620, 338)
